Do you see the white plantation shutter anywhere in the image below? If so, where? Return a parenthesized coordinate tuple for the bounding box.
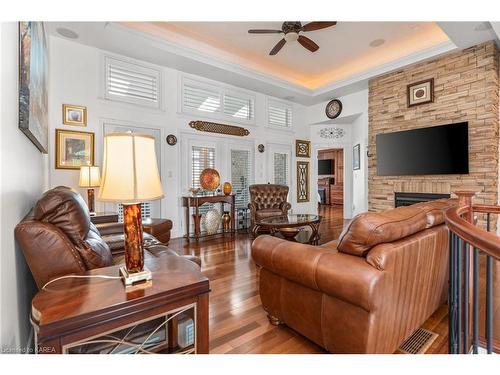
(273, 152, 289, 186)
(183, 84, 221, 114)
(181, 77, 255, 122)
(104, 56, 161, 108)
(231, 149, 251, 209)
(191, 146, 216, 215)
(268, 100, 293, 128)
(223, 94, 253, 120)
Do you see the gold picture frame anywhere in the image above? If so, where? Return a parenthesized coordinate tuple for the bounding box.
(63, 104, 87, 126)
(297, 161, 310, 203)
(295, 139, 311, 158)
(55, 129, 94, 169)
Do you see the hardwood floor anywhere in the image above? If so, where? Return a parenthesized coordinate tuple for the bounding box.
(167, 205, 494, 354)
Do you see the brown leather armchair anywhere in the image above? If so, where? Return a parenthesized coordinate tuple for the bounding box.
(248, 184, 291, 237)
(15, 186, 199, 289)
(252, 199, 456, 353)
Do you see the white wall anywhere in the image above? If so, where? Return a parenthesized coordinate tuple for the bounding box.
(0, 22, 48, 352)
(47, 36, 309, 238)
(306, 89, 369, 219)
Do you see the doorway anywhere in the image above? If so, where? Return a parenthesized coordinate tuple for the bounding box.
(317, 148, 344, 220)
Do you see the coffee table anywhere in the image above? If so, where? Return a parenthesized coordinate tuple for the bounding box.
(256, 214, 322, 245)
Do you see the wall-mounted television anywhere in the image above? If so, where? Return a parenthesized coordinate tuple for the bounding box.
(318, 159, 334, 175)
(376, 122, 469, 176)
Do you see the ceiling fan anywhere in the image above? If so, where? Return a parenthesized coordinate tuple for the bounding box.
(248, 21, 337, 55)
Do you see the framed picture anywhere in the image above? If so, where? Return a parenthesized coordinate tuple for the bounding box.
(407, 78, 434, 107)
(296, 161, 310, 203)
(63, 104, 87, 126)
(55, 129, 94, 169)
(353, 144, 360, 170)
(295, 139, 311, 158)
(19, 22, 49, 153)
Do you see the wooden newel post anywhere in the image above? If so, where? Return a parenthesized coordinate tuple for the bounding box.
(454, 191, 476, 223)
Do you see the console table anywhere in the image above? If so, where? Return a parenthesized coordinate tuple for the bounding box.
(31, 255, 210, 354)
(182, 194, 236, 242)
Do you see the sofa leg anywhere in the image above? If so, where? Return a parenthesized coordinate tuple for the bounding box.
(267, 314, 283, 326)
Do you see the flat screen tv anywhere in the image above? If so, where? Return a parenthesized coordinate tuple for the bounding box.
(318, 159, 334, 175)
(376, 122, 469, 176)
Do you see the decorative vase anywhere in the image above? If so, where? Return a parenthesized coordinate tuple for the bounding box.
(202, 209, 221, 235)
(222, 211, 231, 232)
(223, 182, 232, 196)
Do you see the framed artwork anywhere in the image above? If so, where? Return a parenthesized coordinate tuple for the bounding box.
(63, 104, 87, 126)
(407, 78, 434, 107)
(55, 129, 94, 169)
(295, 139, 311, 158)
(353, 144, 360, 170)
(296, 161, 310, 203)
(19, 22, 49, 153)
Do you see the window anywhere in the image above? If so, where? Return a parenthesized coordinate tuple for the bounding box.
(273, 152, 289, 186)
(231, 149, 251, 209)
(268, 99, 293, 128)
(224, 94, 253, 120)
(191, 146, 216, 188)
(181, 77, 255, 123)
(183, 84, 221, 114)
(118, 203, 152, 222)
(104, 55, 162, 109)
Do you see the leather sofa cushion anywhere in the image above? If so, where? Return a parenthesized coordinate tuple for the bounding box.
(34, 186, 91, 245)
(102, 232, 161, 254)
(412, 199, 457, 228)
(337, 204, 428, 257)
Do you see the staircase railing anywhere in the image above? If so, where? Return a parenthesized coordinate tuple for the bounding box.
(445, 191, 498, 354)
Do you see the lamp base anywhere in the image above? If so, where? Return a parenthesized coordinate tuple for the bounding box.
(119, 266, 152, 287)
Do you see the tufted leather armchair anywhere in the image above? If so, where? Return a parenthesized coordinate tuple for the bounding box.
(248, 184, 291, 236)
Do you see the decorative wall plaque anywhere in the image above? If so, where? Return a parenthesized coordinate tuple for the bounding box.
(166, 134, 177, 146)
(297, 161, 310, 203)
(189, 120, 250, 137)
(319, 127, 345, 139)
(407, 78, 434, 107)
(295, 139, 311, 158)
(258, 144, 265, 153)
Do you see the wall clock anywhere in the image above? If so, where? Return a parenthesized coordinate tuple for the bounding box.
(325, 99, 342, 119)
(166, 134, 177, 146)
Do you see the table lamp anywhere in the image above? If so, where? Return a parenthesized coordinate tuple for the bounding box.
(79, 165, 101, 215)
(98, 132, 164, 286)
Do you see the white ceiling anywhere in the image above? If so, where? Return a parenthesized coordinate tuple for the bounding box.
(47, 21, 500, 105)
(147, 21, 449, 88)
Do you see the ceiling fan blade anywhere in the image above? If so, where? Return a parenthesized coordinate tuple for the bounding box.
(298, 35, 319, 52)
(301, 21, 337, 32)
(248, 29, 282, 34)
(269, 38, 286, 55)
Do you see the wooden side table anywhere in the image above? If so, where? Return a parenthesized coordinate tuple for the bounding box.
(90, 212, 119, 225)
(182, 194, 236, 242)
(31, 255, 210, 354)
(142, 218, 173, 245)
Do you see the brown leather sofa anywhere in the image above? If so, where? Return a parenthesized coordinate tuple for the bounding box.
(248, 184, 291, 236)
(252, 199, 456, 353)
(15, 186, 198, 289)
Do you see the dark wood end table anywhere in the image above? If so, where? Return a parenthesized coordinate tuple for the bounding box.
(31, 255, 210, 354)
(90, 212, 119, 225)
(255, 214, 322, 245)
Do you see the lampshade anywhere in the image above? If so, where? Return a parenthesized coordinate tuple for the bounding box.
(98, 132, 164, 203)
(79, 166, 101, 188)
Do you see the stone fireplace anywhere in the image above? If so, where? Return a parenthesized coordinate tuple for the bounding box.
(394, 192, 450, 207)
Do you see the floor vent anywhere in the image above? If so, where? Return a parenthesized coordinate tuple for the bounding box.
(398, 328, 438, 354)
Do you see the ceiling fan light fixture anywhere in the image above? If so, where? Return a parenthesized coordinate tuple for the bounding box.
(285, 32, 299, 42)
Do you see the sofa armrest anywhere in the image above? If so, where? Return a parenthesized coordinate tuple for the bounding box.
(96, 222, 124, 236)
(251, 235, 384, 312)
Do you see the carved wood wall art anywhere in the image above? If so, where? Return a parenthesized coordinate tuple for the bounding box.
(189, 121, 250, 137)
(297, 161, 310, 203)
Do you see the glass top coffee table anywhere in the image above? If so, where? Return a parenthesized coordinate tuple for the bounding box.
(256, 214, 322, 245)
